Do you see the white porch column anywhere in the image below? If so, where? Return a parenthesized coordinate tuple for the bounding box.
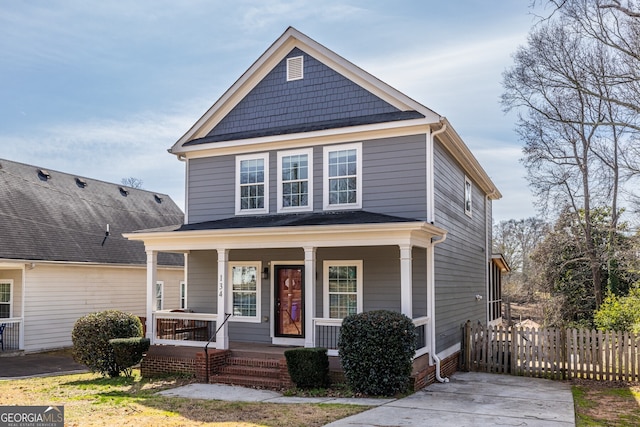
(145, 250, 158, 341)
(216, 249, 229, 350)
(304, 246, 316, 348)
(399, 244, 413, 318)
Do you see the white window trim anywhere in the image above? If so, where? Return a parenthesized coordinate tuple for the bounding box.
(180, 280, 187, 310)
(0, 280, 13, 318)
(464, 176, 473, 218)
(323, 260, 363, 319)
(235, 152, 270, 215)
(155, 281, 164, 311)
(323, 142, 362, 210)
(228, 261, 262, 323)
(277, 148, 313, 213)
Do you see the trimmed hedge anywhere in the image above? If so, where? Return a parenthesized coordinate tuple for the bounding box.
(284, 347, 330, 389)
(338, 310, 416, 396)
(71, 310, 143, 377)
(109, 337, 151, 377)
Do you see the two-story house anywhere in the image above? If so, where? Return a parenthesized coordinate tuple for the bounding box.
(127, 27, 503, 388)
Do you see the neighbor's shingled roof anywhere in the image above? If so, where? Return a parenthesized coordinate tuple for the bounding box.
(0, 158, 184, 266)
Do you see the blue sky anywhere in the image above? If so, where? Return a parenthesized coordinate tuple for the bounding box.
(0, 0, 543, 223)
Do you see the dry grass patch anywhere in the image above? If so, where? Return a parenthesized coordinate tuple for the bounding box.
(0, 371, 366, 427)
(573, 379, 640, 427)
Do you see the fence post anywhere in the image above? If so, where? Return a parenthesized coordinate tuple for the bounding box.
(462, 321, 470, 371)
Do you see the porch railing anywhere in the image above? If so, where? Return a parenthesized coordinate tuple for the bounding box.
(313, 316, 431, 358)
(1, 318, 23, 351)
(152, 311, 217, 348)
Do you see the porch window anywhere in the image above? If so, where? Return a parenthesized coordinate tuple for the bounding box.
(236, 153, 269, 214)
(230, 263, 261, 322)
(323, 143, 362, 210)
(277, 148, 312, 212)
(323, 261, 363, 319)
(464, 176, 473, 217)
(155, 281, 164, 311)
(0, 281, 12, 318)
(180, 281, 187, 310)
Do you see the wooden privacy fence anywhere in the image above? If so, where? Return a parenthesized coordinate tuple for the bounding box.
(462, 321, 640, 381)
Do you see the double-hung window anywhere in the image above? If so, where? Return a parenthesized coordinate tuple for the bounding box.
(464, 176, 473, 217)
(180, 281, 187, 310)
(323, 261, 363, 319)
(155, 281, 164, 311)
(278, 148, 312, 212)
(229, 262, 261, 322)
(0, 281, 12, 318)
(236, 153, 269, 215)
(323, 143, 362, 210)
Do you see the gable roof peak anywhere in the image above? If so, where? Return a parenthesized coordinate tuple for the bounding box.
(171, 27, 442, 153)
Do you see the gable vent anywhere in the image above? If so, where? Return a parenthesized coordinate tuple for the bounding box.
(75, 177, 87, 188)
(37, 169, 51, 181)
(119, 186, 129, 197)
(286, 56, 303, 81)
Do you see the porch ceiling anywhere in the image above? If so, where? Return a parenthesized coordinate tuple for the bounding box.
(124, 211, 447, 252)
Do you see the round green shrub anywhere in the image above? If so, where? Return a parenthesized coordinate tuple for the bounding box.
(338, 310, 416, 396)
(71, 310, 143, 377)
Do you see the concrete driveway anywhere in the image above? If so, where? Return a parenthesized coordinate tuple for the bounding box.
(324, 371, 575, 427)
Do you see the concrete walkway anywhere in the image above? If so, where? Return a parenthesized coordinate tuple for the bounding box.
(160, 371, 575, 427)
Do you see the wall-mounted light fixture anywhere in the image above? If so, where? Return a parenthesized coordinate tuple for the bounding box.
(475, 294, 483, 301)
(262, 267, 269, 279)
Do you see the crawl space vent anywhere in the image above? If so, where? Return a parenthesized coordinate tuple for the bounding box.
(286, 56, 303, 81)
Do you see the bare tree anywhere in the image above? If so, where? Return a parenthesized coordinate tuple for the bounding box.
(121, 177, 144, 189)
(502, 17, 631, 308)
(493, 217, 550, 302)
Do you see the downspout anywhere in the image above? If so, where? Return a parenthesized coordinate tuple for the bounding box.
(430, 234, 449, 383)
(428, 120, 450, 383)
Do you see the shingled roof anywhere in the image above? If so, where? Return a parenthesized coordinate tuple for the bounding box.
(0, 158, 184, 266)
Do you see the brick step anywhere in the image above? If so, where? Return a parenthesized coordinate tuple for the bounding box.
(218, 364, 281, 379)
(225, 356, 282, 369)
(210, 373, 284, 389)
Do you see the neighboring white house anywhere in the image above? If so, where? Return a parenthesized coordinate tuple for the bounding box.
(0, 158, 185, 353)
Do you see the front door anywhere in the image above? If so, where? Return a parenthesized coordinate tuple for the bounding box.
(274, 265, 304, 338)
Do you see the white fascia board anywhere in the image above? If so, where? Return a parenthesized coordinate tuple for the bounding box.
(171, 27, 441, 154)
(124, 221, 447, 253)
(175, 119, 433, 159)
(438, 118, 502, 200)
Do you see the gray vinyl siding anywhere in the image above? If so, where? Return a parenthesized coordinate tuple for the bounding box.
(187, 157, 235, 223)
(186, 251, 217, 314)
(433, 139, 487, 353)
(186, 134, 428, 224)
(361, 135, 427, 219)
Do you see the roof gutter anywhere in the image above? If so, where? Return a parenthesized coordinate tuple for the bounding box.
(430, 233, 450, 383)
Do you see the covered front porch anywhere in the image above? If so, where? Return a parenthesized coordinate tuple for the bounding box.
(126, 212, 446, 382)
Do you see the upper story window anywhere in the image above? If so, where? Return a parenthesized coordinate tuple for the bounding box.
(323, 143, 362, 210)
(278, 148, 313, 213)
(236, 153, 269, 215)
(464, 176, 473, 217)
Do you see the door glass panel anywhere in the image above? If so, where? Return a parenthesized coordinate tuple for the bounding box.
(275, 267, 303, 337)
